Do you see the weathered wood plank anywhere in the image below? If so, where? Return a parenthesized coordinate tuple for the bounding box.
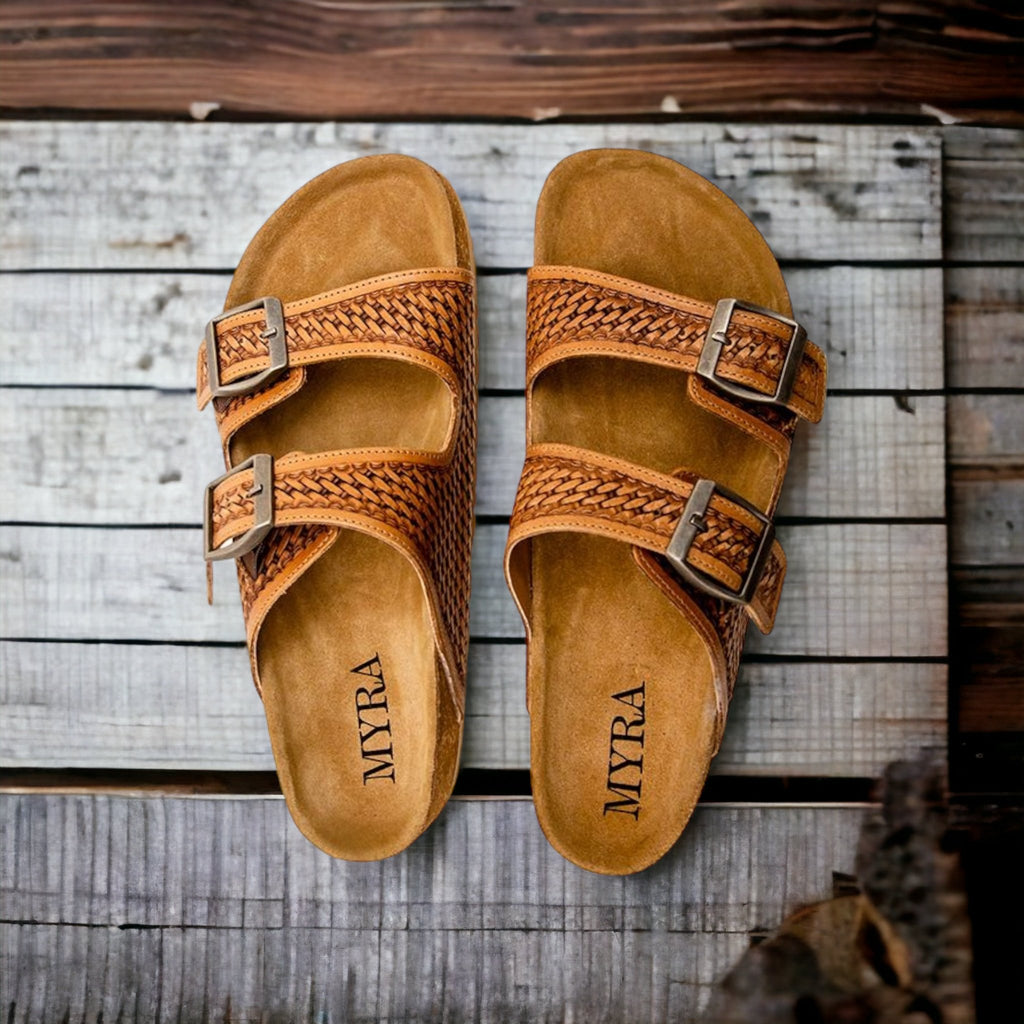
(949, 394, 1024, 464)
(944, 127, 1024, 263)
(945, 267, 1024, 390)
(0, 523, 948, 656)
(942, 201, 1024, 787)
(0, 640, 946, 775)
(953, 567, 1024, 626)
(951, 479, 1023, 567)
(0, 794, 866, 1022)
(0, 122, 942, 268)
(0, 266, 945, 392)
(0, 389, 947, 522)
(1, 1, 1020, 122)
(0, 922, 748, 1024)
(949, 394, 1024, 567)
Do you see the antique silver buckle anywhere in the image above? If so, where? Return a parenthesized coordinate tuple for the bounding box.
(205, 296, 287, 399)
(697, 298, 806, 408)
(665, 478, 774, 606)
(202, 454, 275, 569)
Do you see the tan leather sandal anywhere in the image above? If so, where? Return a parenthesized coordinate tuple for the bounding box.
(504, 149, 827, 875)
(198, 155, 476, 860)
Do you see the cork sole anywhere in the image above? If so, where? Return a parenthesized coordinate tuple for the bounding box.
(529, 149, 791, 874)
(225, 155, 473, 860)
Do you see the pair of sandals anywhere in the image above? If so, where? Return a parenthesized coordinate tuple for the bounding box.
(200, 149, 826, 875)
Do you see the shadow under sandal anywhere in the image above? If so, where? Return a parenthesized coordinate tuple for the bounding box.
(504, 149, 827, 875)
(197, 155, 476, 860)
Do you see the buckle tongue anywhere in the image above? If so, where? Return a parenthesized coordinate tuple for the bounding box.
(205, 296, 287, 399)
(665, 478, 774, 606)
(203, 454, 275, 573)
(697, 298, 806, 408)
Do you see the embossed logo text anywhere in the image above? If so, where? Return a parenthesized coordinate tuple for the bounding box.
(603, 682, 645, 818)
(352, 654, 396, 783)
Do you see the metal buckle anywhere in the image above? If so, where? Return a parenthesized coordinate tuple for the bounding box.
(205, 297, 287, 399)
(697, 298, 807, 408)
(203, 454, 275, 573)
(664, 478, 774, 606)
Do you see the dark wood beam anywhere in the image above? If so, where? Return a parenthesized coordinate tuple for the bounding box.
(1, 1, 1021, 123)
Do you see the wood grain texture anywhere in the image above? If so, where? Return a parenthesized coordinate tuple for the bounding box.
(959, 675, 1024, 732)
(0, 118, 951, 797)
(0, 389, 947, 522)
(944, 131, 1023, 783)
(951, 479, 1023, 566)
(0, 794, 866, 1022)
(949, 394, 1023, 566)
(1, 266, 946, 392)
(0, 640, 946, 775)
(0, 1, 1020, 122)
(949, 394, 1024, 465)
(0, 522, 948, 656)
(945, 267, 1024, 390)
(0, 121, 942, 268)
(944, 127, 1024, 263)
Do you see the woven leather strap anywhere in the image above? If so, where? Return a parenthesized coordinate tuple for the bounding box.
(506, 444, 785, 635)
(198, 269, 477, 707)
(526, 267, 826, 423)
(208, 450, 448, 559)
(197, 268, 474, 415)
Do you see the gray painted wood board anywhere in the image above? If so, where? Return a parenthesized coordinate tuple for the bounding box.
(944, 126, 1024, 263)
(0, 389, 946, 522)
(0, 641, 946, 775)
(946, 266, 1024, 390)
(0, 522, 948, 656)
(0, 794, 867, 1022)
(951, 479, 1023, 567)
(1, 266, 944, 392)
(0, 122, 942, 269)
(948, 393, 1023, 566)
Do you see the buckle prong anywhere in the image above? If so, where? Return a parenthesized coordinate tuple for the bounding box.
(205, 297, 287, 399)
(697, 298, 806, 408)
(665, 477, 774, 607)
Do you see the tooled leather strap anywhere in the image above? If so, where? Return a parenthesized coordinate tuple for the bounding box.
(505, 443, 785, 636)
(208, 448, 468, 712)
(208, 449, 447, 562)
(527, 267, 826, 423)
(197, 268, 475, 444)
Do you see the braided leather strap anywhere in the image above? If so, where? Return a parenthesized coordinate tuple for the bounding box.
(209, 448, 475, 698)
(198, 269, 477, 698)
(527, 267, 826, 423)
(197, 269, 474, 419)
(507, 444, 785, 635)
(208, 451, 447, 558)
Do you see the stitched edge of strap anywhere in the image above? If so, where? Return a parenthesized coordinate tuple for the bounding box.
(525, 266, 826, 423)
